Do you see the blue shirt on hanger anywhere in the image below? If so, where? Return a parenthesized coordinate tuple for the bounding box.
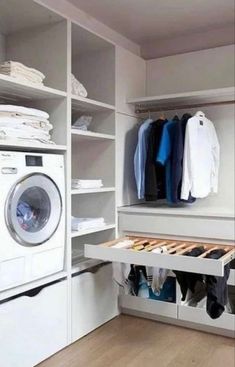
(156, 117, 179, 203)
(134, 118, 153, 199)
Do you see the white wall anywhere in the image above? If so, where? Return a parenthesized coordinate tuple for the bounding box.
(0, 34, 6, 62)
(146, 45, 235, 95)
(35, 0, 140, 56)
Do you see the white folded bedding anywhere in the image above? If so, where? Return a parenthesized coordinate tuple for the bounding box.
(0, 61, 45, 82)
(71, 73, 88, 97)
(72, 179, 103, 189)
(71, 217, 105, 231)
(0, 117, 52, 131)
(0, 105, 49, 119)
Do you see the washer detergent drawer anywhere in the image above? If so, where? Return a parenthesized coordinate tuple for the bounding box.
(0, 280, 68, 367)
(84, 236, 235, 277)
(72, 263, 118, 342)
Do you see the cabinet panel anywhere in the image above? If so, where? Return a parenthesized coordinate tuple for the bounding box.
(119, 212, 235, 241)
(0, 280, 68, 367)
(116, 46, 146, 115)
(72, 263, 119, 342)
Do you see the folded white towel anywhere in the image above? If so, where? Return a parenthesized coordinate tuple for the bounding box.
(0, 117, 52, 131)
(72, 179, 103, 189)
(0, 105, 49, 119)
(0, 61, 45, 85)
(0, 126, 51, 141)
(71, 217, 105, 231)
(71, 73, 88, 97)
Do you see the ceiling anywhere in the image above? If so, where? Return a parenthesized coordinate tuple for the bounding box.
(68, 0, 235, 58)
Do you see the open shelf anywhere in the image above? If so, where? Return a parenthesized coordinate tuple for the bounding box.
(71, 187, 115, 195)
(0, 140, 67, 153)
(0, 270, 67, 302)
(0, 74, 66, 102)
(72, 95, 115, 112)
(127, 87, 235, 112)
(71, 224, 116, 238)
(71, 129, 115, 141)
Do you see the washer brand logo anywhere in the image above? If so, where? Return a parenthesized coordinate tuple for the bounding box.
(1, 154, 11, 157)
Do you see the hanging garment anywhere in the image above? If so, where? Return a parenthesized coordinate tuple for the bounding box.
(170, 113, 196, 204)
(145, 119, 167, 201)
(112, 263, 132, 294)
(181, 111, 220, 200)
(174, 246, 205, 301)
(156, 116, 179, 203)
(146, 246, 169, 295)
(205, 250, 230, 319)
(134, 118, 153, 199)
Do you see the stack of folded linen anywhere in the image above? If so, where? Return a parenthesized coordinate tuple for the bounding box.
(0, 61, 45, 85)
(71, 73, 88, 97)
(0, 105, 54, 145)
(72, 179, 103, 189)
(71, 217, 106, 232)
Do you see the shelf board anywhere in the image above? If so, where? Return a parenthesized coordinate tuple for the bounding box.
(127, 87, 235, 112)
(71, 187, 115, 195)
(72, 259, 106, 275)
(71, 223, 116, 238)
(0, 74, 66, 101)
(71, 94, 115, 112)
(0, 140, 67, 153)
(71, 129, 115, 141)
(118, 204, 235, 219)
(0, 270, 68, 302)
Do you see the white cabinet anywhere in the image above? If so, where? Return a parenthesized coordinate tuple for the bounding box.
(72, 263, 119, 342)
(0, 280, 68, 367)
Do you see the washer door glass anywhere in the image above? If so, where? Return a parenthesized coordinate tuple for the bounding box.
(6, 174, 62, 246)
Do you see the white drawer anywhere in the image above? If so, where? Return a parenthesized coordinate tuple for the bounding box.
(120, 295, 177, 319)
(0, 280, 68, 367)
(119, 212, 235, 241)
(85, 236, 235, 277)
(178, 305, 235, 334)
(72, 263, 118, 342)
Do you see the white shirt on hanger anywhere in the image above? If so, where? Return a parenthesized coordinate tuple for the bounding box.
(181, 111, 220, 200)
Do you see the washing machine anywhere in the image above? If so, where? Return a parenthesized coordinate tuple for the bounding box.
(0, 151, 65, 291)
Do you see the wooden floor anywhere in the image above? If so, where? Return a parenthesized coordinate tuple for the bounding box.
(38, 315, 235, 367)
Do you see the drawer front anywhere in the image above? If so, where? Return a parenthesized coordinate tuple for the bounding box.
(72, 263, 119, 342)
(119, 213, 235, 241)
(120, 295, 177, 318)
(178, 305, 235, 333)
(85, 236, 235, 277)
(0, 280, 68, 367)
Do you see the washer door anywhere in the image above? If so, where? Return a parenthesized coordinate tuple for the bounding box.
(5, 174, 62, 246)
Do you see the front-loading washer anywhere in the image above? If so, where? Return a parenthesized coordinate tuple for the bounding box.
(0, 151, 65, 291)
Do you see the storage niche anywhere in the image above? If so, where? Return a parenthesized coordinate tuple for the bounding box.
(72, 23, 115, 105)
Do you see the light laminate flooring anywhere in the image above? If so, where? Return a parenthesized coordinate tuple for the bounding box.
(38, 315, 235, 367)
